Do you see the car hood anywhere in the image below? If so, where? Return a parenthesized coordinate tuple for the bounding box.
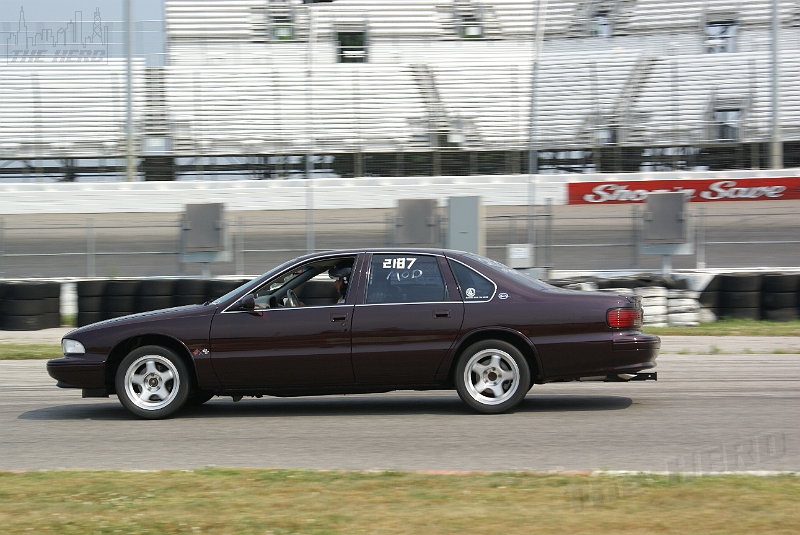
(64, 303, 217, 339)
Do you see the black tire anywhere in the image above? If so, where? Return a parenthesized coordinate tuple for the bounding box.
(455, 340, 531, 414)
(43, 297, 60, 314)
(78, 296, 104, 312)
(136, 295, 174, 313)
(761, 292, 798, 310)
(115, 345, 190, 419)
(138, 279, 176, 296)
(77, 280, 107, 297)
(0, 314, 44, 331)
(104, 295, 136, 312)
(42, 312, 61, 329)
(762, 308, 799, 322)
(719, 291, 760, 309)
(761, 274, 800, 294)
(205, 279, 242, 301)
(719, 307, 760, 320)
(174, 294, 207, 307)
(699, 291, 719, 309)
(720, 274, 762, 293)
(703, 276, 722, 292)
(0, 282, 7, 300)
(104, 280, 140, 297)
(4, 282, 60, 300)
(1, 298, 44, 316)
(176, 278, 207, 295)
(78, 311, 104, 327)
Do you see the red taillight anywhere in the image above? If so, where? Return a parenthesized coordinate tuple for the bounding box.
(607, 308, 642, 328)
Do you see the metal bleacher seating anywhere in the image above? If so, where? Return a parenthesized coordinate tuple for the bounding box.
(2, 0, 799, 170)
(0, 60, 145, 161)
(165, 63, 430, 156)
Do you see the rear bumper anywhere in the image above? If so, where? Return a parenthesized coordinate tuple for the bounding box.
(612, 332, 660, 370)
(47, 355, 106, 389)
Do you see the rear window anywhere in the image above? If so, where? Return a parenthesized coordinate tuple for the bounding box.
(448, 260, 495, 301)
(461, 253, 552, 291)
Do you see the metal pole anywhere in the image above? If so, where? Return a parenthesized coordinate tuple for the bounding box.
(770, 0, 782, 169)
(305, 4, 315, 253)
(696, 205, 706, 269)
(87, 219, 96, 278)
(236, 216, 244, 276)
(527, 0, 548, 250)
(125, 0, 136, 181)
(0, 218, 4, 277)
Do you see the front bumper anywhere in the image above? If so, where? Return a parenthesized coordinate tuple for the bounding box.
(47, 355, 106, 389)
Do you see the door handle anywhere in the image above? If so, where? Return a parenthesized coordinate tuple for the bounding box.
(433, 309, 450, 319)
(331, 313, 348, 322)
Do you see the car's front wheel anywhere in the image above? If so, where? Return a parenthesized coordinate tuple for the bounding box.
(115, 345, 190, 419)
(455, 340, 531, 414)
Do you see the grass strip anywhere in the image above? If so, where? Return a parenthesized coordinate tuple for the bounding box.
(0, 470, 797, 535)
(0, 344, 62, 360)
(645, 318, 800, 336)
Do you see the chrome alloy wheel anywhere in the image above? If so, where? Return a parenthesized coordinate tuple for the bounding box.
(463, 348, 520, 405)
(123, 354, 181, 411)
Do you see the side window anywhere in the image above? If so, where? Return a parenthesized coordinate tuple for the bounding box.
(448, 260, 495, 301)
(252, 256, 355, 308)
(365, 255, 447, 304)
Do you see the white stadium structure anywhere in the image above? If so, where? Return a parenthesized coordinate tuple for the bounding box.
(1, 0, 799, 180)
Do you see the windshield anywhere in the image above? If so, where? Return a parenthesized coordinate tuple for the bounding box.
(461, 253, 554, 291)
(208, 260, 295, 305)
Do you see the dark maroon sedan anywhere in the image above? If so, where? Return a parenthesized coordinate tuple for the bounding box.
(48, 249, 659, 419)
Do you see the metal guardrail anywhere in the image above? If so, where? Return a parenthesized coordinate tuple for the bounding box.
(1, 208, 799, 279)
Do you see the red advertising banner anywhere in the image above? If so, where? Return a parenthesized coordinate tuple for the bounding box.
(568, 176, 800, 204)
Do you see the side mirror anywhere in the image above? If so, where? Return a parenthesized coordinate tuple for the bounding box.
(240, 294, 256, 310)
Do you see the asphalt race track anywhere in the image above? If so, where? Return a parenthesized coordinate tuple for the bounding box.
(1, 336, 798, 473)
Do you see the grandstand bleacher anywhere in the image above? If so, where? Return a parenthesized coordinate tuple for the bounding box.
(1, 0, 799, 180)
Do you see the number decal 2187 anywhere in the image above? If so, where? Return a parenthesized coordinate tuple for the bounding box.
(382, 257, 417, 269)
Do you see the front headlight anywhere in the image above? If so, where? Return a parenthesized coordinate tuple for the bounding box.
(62, 339, 86, 355)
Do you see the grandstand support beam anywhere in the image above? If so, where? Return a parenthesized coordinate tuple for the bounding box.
(125, 0, 137, 182)
(527, 0, 547, 249)
(770, 0, 783, 169)
(306, 3, 315, 253)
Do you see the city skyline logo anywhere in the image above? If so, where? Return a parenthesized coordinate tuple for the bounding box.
(5, 6, 109, 64)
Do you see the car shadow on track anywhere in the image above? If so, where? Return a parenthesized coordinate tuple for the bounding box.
(19, 393, 632, 421)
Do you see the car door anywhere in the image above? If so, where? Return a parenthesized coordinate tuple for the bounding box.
(350, 253, 464, 385)
(208, 255, 359, 389)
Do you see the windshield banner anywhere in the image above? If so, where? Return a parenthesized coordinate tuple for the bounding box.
(568, 177, 800, 204)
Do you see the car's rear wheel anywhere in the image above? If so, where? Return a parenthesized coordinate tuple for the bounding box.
(115, 345, 190, 419)
(455, 340, 531, 414)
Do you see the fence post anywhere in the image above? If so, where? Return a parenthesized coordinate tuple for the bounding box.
(696, 205, 706, 269)
(545, 198, 553, 277)
(0, 217, 4, 277)
(236, 216, 244, 276)
(631, 205, 640, 270)
(87, 218, 96, 278)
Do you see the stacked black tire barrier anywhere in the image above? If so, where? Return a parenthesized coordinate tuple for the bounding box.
(136, 278, 176, 313)
(0, 281, 61, 330)
(699, 276, 722, 316)
(103, 280, 141, 320)
(760, 274, 800, 322)
(205, 279, 250, 303)
(174, 278, 208, 307)
(77, 280, 107, 327)
(718, 274, 762, 320)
